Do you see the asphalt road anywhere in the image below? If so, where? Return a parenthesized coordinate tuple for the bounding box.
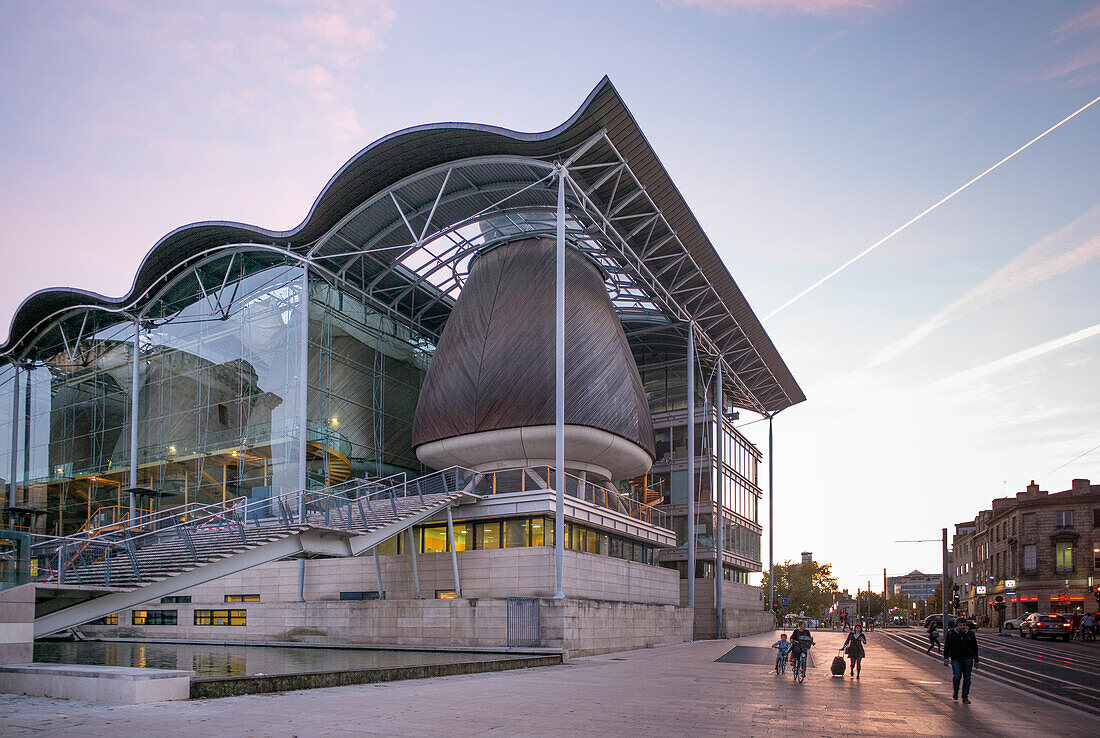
(880, 625, 1100, 717)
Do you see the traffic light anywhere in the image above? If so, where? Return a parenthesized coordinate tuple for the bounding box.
(1094, 585, 1100, 605)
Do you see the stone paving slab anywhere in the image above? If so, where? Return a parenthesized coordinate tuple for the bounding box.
(0, 628, 1095, 736)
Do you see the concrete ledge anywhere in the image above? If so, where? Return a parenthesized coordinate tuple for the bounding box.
(0, 663, 193, 703)
(189, 654, 562, 699)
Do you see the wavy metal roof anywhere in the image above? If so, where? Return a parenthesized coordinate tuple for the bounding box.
(0, 77, 804, 414)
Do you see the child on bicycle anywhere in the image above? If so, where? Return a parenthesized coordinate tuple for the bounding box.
(772, 633, 793, 660)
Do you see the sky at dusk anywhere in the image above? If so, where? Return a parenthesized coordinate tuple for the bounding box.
(1, 0, 1098, 593)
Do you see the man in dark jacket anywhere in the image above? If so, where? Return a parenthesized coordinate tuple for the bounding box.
(943, 618, 979, 703)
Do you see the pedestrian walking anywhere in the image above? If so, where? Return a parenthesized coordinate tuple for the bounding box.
(926, 621, 941, 654)
(842, 623, 867, 679)
(842, 614, 851, 632)
(943, 618, 979, 704)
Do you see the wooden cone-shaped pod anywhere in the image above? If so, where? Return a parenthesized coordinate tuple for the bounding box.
(412, 237, 655, 481)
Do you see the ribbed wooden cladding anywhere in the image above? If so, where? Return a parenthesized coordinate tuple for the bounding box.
(412, 237, 655, 458)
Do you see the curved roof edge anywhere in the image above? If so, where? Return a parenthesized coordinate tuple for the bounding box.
(0, 76, 805, 412)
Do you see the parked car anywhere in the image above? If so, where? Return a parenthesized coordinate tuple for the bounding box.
(1019, 613, 1072, 641)
(921, 614, 978, 630)
(1003, 613, 1032, 630)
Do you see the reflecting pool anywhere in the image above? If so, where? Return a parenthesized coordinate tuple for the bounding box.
(34, 641, 516, 679)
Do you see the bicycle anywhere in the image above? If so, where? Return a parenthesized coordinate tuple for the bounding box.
(774, 651, 787, 674)
(792, 649, 808, 683)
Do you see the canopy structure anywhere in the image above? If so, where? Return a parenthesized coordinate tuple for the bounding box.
(0, 77, 804, 416)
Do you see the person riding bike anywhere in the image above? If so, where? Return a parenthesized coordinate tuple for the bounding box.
(789, 621, 815, 667)
(772, 633, 792, 672)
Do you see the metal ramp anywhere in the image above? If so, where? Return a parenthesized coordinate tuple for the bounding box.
(31, 467, 477, 637)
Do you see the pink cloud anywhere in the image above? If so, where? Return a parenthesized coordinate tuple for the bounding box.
(1054, 4, 1100, 37)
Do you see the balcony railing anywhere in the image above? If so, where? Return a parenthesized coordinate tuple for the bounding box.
(472, 466, 670, 530)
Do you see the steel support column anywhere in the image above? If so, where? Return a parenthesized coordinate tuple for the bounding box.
(553, 166, 566, 599)
(714, 359, 724, 638)
(768, 414, 774, 614)
(8, 365, 19, 508)
(129, 319, 140, 520)
(408, 527, 421, 598)
(373, 546, 384, 598)
(446, 506, 461, 598)
(687, 325, 695, 613)
(298, 268, 310, 522)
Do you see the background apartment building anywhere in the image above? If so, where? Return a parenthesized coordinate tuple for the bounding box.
(954, 479, 1100, 621)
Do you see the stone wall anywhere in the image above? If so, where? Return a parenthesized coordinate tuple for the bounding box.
(0, 584, 34, 664)
(78, 549, 686, 655)
(681, 578, 768, 639)
(111, 547, 676, 606)
(83, 596, 693, 657)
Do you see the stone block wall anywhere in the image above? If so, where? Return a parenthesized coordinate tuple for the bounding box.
(82, 596, 693, 657)
(0, 584, 34, 664)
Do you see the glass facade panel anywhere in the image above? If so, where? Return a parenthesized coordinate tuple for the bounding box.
(5, 319, 136, 535)
(503, 518, 527, 548)
(138, 259, 305, 514)
(307, 279, 434, 486)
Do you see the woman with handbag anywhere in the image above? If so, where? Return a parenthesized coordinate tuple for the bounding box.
(842, 623, 867, 679)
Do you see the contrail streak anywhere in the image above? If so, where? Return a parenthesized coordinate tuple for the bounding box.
(764, 93, 1100, 321)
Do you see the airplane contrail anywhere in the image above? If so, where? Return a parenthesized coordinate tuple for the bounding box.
(764, 93, 1100, 321)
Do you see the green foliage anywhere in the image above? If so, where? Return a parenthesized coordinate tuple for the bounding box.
(760, 559, 840, 618)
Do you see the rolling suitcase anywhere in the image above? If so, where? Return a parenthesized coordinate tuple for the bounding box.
(830, 655, 846, 676)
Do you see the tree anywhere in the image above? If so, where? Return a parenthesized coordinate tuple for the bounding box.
(760, 559, 840, 619)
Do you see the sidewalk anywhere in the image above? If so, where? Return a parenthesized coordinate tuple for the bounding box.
(0, 628, 1094, 736)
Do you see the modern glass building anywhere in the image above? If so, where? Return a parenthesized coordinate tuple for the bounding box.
(1, 78, 804, 649)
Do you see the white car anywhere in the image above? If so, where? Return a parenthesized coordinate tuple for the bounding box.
(1004, 614, 1030, 630)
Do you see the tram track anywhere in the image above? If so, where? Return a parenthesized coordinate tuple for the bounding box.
(880, 628, 1100, 717)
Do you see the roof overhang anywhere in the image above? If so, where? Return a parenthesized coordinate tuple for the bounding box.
(0, 77, 804, 415)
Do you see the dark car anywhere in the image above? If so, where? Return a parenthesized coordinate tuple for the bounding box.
(921, 614, 978, 630)
(1019, 613, 1072, 641)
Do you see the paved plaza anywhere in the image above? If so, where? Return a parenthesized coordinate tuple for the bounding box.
(0, 629, 1094, 736)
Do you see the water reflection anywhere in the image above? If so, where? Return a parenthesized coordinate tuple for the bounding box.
(34, 642, 513, 679)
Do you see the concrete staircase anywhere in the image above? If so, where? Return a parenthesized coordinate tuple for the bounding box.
(32, 468, 476, 637)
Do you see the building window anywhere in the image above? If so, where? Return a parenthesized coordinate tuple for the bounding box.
(132, 610, 177, 626)
(195, 609, 247, 626)
(435, 590, 457, 599)
(422, 525, 448, 553)
(1023, 545, 1036, 573)
(1054, 542, 1073, 572)
(1011, 517, 1016, 536)
(530, 517, 546, 546)
(160, 596, 191, 604)
(1055, 511, 1074, 529)
(340, 591, 384, 600)
(504, 518, 528, 548)
(89, 613, 118, 625)
(225, 594, 260, 602)
(376, 533, 403, 555)
(476, 521, 501, 550)
(1093, 509, 1099, 528)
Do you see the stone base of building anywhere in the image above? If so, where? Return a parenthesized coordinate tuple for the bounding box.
(680, 578, 768, 639)
(82, 597, 692, 657)
(0, 584, 34, 665)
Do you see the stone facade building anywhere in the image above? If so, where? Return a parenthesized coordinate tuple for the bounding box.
(955, 479, 1100, 621)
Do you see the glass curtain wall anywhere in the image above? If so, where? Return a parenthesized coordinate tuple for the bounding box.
(138, 255, 305, 511)
(3, 316, 135, 535)
(307, 276, 434, 486)
(0, 250, 307, 535)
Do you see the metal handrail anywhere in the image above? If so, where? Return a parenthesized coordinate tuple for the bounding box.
(28, 466, 479, 586)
